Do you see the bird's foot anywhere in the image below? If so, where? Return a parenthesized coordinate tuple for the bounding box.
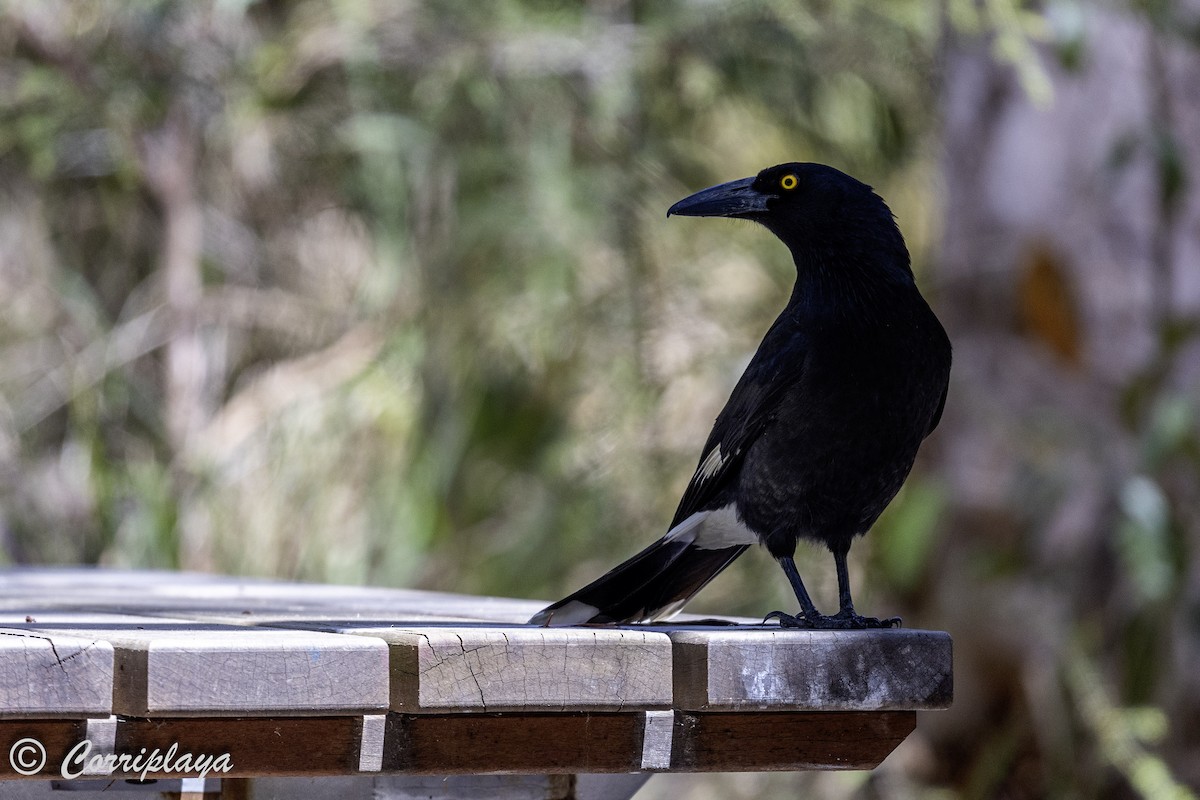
(763, 609, 902, 630)
(832, 609, 902, 629)
(762, 610, 818, 628)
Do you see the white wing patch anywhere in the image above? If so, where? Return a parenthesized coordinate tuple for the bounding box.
(530, 600, 600, 627)
(696, 445, 726, 481)
(663, 504, 757, 551)
(645, 597, 690, 623)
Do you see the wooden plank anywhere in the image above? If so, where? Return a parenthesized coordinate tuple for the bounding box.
(669, 628, 952, 711)
(670, 710, 915, 771)
(117, 635, 389, 717)
(0, 568, 242, 594)
(0, 613, 389, 716)
(0, 719, 88, 778)
(7, 714, 646, 780)
(383, 712, 647, 774)
(384, 709, 913, 774)
(107, 716, 365, 778)
(0, 568, 545, 624)
(375, 627, 672, 713)
(0, 631, 113, 718)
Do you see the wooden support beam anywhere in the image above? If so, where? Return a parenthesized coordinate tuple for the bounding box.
(0, 719, 89, 778)
(670, 710, 916, 771)
(0, 709, 914, 779)
(384, 712, 647, 774)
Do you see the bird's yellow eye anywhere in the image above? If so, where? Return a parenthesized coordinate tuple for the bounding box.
(780, 174, 798, 191)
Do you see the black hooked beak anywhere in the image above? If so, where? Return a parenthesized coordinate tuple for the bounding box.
(667, 176, 770, 219)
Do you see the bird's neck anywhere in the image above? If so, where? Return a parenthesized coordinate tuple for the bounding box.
(786, 246, 916, 321)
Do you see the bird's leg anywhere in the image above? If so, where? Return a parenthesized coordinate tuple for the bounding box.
(834, 547, 857, 617)
(765, 550, 903, 630)
(830, 547, 901, 629)
(764, 556, 822, 628)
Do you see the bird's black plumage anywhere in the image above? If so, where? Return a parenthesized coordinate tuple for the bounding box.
(530, 163, 951, 629)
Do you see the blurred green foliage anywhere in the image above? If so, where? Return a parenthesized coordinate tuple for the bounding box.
(0, 0, 945, 593)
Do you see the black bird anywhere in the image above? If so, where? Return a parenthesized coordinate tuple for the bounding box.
(530, 163, 951, 629)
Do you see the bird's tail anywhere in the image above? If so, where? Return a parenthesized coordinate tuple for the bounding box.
(528, 539, 748, 626)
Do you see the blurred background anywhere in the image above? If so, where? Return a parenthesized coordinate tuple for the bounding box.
(1, 0, 1197, 797)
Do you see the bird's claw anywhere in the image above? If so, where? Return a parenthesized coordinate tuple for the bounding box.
(763, 609, 902, 630)
(762, 610, 814, 628)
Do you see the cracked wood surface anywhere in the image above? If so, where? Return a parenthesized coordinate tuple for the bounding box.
(0, 567, 952, 776)
(378, 627, 672, 713)
(0, 632, 113, 718)
(0, 612, 388, 716)
(0, 568, 952, 716)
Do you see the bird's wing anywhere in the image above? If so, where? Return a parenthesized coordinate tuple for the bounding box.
(528, 318, 807, 628)
(669, 320, 809, 528)
(926, 381, 948, 437)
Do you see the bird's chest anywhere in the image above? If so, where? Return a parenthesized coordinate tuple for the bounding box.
(771, 341, 922, 468)
(736, 326, 937, 544)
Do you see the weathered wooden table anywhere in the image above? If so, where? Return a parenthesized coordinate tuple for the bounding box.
(0, 568, 951, 799)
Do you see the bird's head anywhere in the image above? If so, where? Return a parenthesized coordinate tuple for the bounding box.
(667, 162, 910, 279)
